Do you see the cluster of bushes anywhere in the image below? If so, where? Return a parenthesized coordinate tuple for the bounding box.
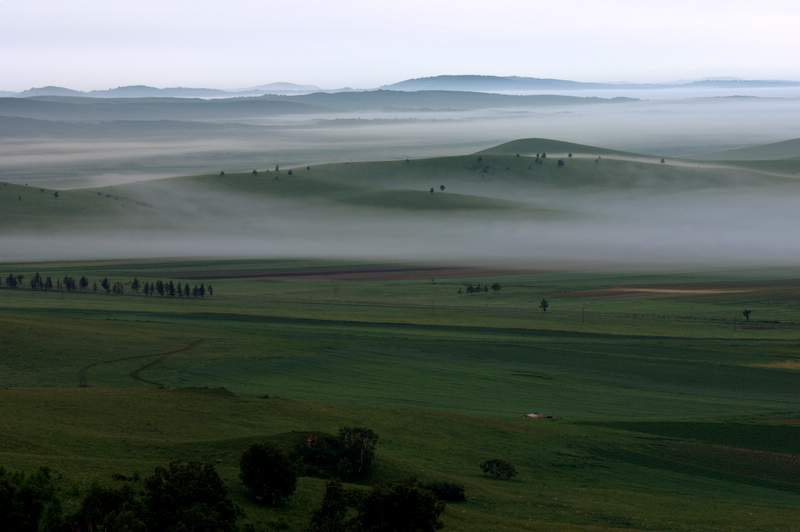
(0, 462, 237, 532)
(291, 427, 380, 481)
(2, 424, 512, 531)
(310, 480, 446, 532)
(0, 273, 214, 298)
(458, 282, 501, 294)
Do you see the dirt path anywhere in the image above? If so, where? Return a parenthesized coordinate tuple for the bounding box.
(78, 340, 203, 388)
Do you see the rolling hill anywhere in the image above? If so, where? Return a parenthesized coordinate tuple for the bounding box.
(1, 138, 794, 235)
(696, 138, 800, 161)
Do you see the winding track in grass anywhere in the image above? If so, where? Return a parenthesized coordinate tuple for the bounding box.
(77, 339, 203, 387)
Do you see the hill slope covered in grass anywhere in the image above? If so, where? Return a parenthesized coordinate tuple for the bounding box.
(1, 138, 796, 236)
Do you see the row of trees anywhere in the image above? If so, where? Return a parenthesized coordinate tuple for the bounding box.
(458, 282, 502, 294)
(0, 273, 214, 298)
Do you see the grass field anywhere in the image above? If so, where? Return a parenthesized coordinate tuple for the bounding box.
(2, 258, 800, 530)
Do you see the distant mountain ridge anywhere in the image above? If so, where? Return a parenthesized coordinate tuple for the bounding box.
(0, 90, 635, 122)
(6, 76, 800, 99)
(4, 83, 326, 99)
(383, 75, 800, 92)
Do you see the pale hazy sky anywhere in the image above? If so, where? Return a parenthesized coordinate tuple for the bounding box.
(1, 0, 799, 90)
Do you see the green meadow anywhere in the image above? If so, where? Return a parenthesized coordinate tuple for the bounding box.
(2, 258, 800, 531)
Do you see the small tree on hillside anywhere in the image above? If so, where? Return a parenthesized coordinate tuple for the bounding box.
(743, 309, 752, 321)
(539, 298, 549, 312)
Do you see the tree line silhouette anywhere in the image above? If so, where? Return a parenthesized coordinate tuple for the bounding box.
(1, 273, 214, 298)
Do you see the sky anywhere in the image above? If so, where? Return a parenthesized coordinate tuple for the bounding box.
(1, 0, 800, 91)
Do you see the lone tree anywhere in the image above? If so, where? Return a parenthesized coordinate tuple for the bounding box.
(439, 185, 446, 191)
(239, 443, 297, 506)
(743, 309, 752, 321)
(429, 187, 435, 194)
(539, 298, 550, 312)
(480, 459, 517, 481)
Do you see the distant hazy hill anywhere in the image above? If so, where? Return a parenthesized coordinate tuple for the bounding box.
(89, 85, 235, 98)
(247, 82, 322, 93)
(277, 90, 634, 111)
(696, 138, 800, 161)
(18, 86, 86, 97)
(684, 79, 800, 88)
(385, 75, 613, 92)
(384, 75, 800, 92)
(4, 82, 324, 99)
(0, 91, 634, 121)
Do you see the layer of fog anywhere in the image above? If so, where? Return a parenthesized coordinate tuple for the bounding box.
(3, 181, 800, 269)
(4, 97, 800, 188)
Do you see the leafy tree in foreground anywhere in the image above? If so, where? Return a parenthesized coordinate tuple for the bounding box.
(142, 461, 238, 532)
(539, 298, 549, 313)
(68, 483, 144, 532)
(0, 467, 62, 532)
(240, 443, 297, 506)
(480, 459, 517, 481)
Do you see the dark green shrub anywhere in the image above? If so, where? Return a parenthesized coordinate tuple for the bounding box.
(480, 459, 517, 481)
(240, 443, 297, 506)
(307, 481, 355, 532)
(293, 432, 343, 478)
(142, 461, 237, 532)
(69, 483, 145, 532)
(293, 428, 379, 481)
(0, 467, 62, 532)
(357, 482, 445, 532)
(423, 481, 466, 502)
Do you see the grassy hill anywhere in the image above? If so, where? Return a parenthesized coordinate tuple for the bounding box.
(477, 138, 636, 157)
(1, 138, 796, 235)
(695, 138, 800, 161)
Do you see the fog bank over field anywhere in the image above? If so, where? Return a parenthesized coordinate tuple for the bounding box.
(3, 95, 800, 188)
(3, 180, 800, 268)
